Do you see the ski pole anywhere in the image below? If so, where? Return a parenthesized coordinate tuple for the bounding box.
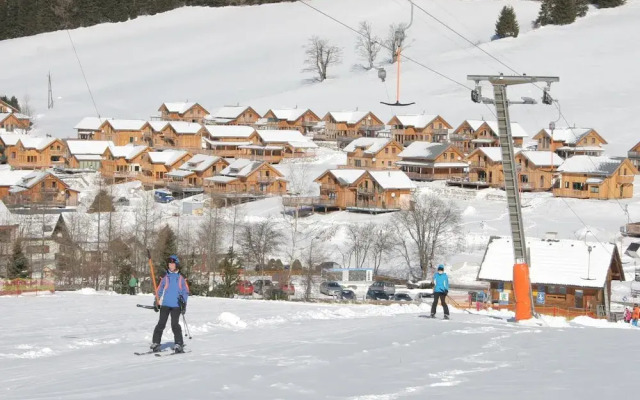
(182, 314, 192, 339)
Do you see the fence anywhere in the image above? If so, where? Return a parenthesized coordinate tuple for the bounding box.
(0, 279, 55, 296)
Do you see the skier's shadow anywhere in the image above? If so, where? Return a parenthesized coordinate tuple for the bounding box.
(159, 342, 176, 351)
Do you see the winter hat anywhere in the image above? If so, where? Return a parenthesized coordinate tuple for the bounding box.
(437, 264, 445, 271)
(167, 255, 180, 267)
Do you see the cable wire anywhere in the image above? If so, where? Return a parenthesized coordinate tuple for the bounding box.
(67, 30, 101, 118)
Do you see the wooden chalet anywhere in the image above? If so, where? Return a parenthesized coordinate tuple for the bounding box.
(478, 235, 624, 317)
(0, 112, 31, 132)
(321, 111, 385, 146)
(65, 140, 112, 171)
(157, 102, 209, 123)
(100, 119, 151, 146)
(166, 154, 229, 192)
(204, 158, 287, 198)
(307, 169, 415, 212)
(159, 121, 204, 151)
(248, 130, 318, 162)
(261, 108, 321, 133)
(0, 99, 19, 114)
(101, 145, 148, 182)
(343, 137, 403, 170)
(203, 125, 260, 158)
(0, 170, 34, 200)
(450, 120, 527, 153)
(4, 171, 79, 209)
(74, 117, 110, 140)
(533, 127, 607, 159)
(514, 151, 564, 191)
(139, 150, 192, 188)
(465, 147, 506, 188)
(553, 156, 637, 200)
(628, 140, 640, 170)
(205, 106, 260, 126)
(396, 142, 467, 181)
(388, 114, 452, 146)
(6, 137, 66, 170)
(16, 214, 70, 278)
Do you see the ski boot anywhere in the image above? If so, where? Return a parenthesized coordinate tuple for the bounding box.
(174, 344, 184, 354)
(150, 343, 161, 353)
(444, 315, 450, 320)
(430, 314, 436, 319)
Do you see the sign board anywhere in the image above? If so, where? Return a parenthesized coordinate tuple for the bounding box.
(536, 291, 546, 305)
(499, 292, 509, 304)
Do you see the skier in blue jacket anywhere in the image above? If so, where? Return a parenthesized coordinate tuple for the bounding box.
(430, 264, 450, 319)
(151, 255, 190, 353)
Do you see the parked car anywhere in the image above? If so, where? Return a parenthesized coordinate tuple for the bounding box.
(366, 288, 389, 301)
(368, 281, 396, 296)
(319, 281, 343, 296)
(154, 189, 174, 203)
(392, 293, 413, 302)
(406, 279, 433, 289)
(416, 289, 434, 299)
(236, 280, 254, 295)
(338, 289, 356, 300)
(253, 279, 273, 295)
(278, 282, 295, 296)
(115, 197, 130, 206)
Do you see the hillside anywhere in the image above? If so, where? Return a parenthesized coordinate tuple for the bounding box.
(1, 0, 639, 155)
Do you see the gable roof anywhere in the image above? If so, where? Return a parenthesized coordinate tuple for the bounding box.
(343, 137, 393, 155)
(147, 150, 189, 166)
(0, 112, 30, 123)
(167, 121, 203, 135)
(0, 170, 34, 187)
(463, 120, 528, 138)
(0, 99, 20, 113)
(105, 119, 148, 131)
(74, 117, 110, 131)
(255, 130, 318, 149)
(17, 214, 62, 239)
(398, 142, 450, 160)
(266, 108, 311, 122)
(178, 154, 224, 172)
(208, 106, 255, 120)
(471, 147, 506, 163)
(538, 127, 606, 145)
(9, 171, 71, 194)
(318, 169, 367, 186)
(478, 236, 621, 288)
(218, 158, 266, 178)
(392, 114, 441, 129)
(325, 111, 372, 125)
(160, 102, 205, 114)
(148, 121, 169, 132)
(368, 170, 416, 190)
(66, 140, 113, 155)
(557, 156, 626, 176)
(204, 125, 256, 138)
(17, 136, 58, 151)
(0, 133, 29, 146)
(108, 144, 148, 160)
(519, 151, 564, 167)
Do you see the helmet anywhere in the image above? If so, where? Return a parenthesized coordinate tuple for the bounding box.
(437, 264, 445, 271)
(167, 255, 180, 267)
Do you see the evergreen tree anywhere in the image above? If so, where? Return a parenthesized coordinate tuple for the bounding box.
(88, 189, 115, 213)
(576, 0, 589, 17)
(495, 6, 519, 38)
(155, 225, 177, 271)
(592, 0, 625, 8)
(218, 248, 241, 297)
(8, 240, 30, 279)
(535, 0, 555, 27)
(0, 95, 21, 111)
(552, 0, 578, 25)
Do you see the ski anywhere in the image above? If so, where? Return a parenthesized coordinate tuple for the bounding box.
(134, 349, 167, 356)
(155, 350, 191, 357)
(137, 304, 156, 310)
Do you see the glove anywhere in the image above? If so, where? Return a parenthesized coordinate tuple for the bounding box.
(178, 296, 186, 315)
(153, 301, 159, 313)
(444, 290, 449, 296)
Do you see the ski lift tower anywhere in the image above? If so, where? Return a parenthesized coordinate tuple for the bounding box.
(468, 74, 559, 320)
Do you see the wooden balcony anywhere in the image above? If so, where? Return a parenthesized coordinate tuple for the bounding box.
(282, 196, 338, 208)
(628, 151, 640, 159)
(405, 171, 467, 181)
(617, 175, 635, 185)
(553, 188, 590, 199)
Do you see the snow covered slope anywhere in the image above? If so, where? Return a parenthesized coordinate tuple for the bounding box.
(1, 0, 639, 154)
(1, 291, 638, 399)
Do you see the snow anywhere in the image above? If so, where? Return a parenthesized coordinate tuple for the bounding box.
(394, 114, 441, 129)
(324, 169, 366, 185)
(207, 106, 251, 120)
(161, 102, 198, 114)
(540, 127, 596, 145)
(148, 120, 169, 132)
(483, 121, 528, 138)
(106, 119, 148, 131)
(204, 125, 255, 138)
(256, 129, 318, 148)
(74, 116, 110, 131)
(0, 170, 34, 186)
(474, 147, 504, 163)
(557, 155, 622, 175)
(342, 137, 391, 154)
(478, 236, 617, 288)
(178, 154, 221, 172)
(66, 140, 112, 155)
(0, 133, 28, 146)
(520, 150, 564, 167)
(167, 121, 202, 134)
(267, 108, 309, 122)
(398, 142, 449, 160)
(109, 144, 147, 159)
(326, 111, 370, 124)
(369, 170, 416, 190)
(147, 150, 188, 166)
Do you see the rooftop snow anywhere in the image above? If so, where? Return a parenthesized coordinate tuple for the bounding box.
(66, 140, 113, 155)
(208, 106, 251, 119)
(168, 121, 203, 134)
(478, 236, 619, 288)
(326, 111, 369, 124)
(465, 120, 527, 138)
(204, 125, 256, 138)
(220, 158, 262, 177)
(343, 137, 391, 154)
(106, 119, 148, 131)
(267, 108, 308, 122)
(475, 147, 505, 163)
(178, 154, 222, 172)
(161, 102, 197, 114)
(393, 114, 439, 129)
(323, 169, 366, 185)
(256, 130, 317, 148)
(0, 170, 34, 186)
(147, 150, 188, 166)
(0, 133, 29, 146)
(9, 171, 52, 193)
(520, 151, 564, 167)
(167, 170, 195, 178)
(557, 156, 623, 175)
(18, 136, 57, 150)
(398, 142, 449, 160)
(149, 121, 169, 132)
(74, 117, 110, 131)
(369, 170, 416, 190)
(541, 127, 594, 145)
(108, 144, 147, 160)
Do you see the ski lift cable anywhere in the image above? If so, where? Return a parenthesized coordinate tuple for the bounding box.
(297, 0, 472, 92)
(66, 30, 101, 119)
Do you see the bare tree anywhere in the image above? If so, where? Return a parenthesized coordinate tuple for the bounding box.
(344, 223, 374, 269)
(303, 36, 343, 82)
(370, 227, 395, 277)
(355, 21, 382, 70)
(393, 193, 462, 280)
(301, 227, 335, 301)
(198, 202, 226, 288)
(385, 23, 408, 63)
(238, 218, 284, 274)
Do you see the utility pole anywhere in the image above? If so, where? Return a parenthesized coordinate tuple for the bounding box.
(468, 74, 559, 320)
(47, 72, 54, 110)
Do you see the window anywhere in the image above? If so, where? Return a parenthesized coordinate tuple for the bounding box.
(129, 137, 134, 143)
(388, 161, 392, 166)
(590, 186, 599, 193)
(520, 175, 529, 183)
(444, 153, 448, 160)
(565, 182, 569, 189)
(572, 182, 585, 190)
(27, 156, 37, 163)
(392, 147, 396, 154)
(591, 138, 595, 144)
(52, 181, 57, 189)
(385, 148, 389, 154)
(355, 159, 361, 167)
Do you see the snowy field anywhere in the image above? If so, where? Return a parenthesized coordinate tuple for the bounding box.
(0, 0, 639, 155)
(1, 290, 639, 400)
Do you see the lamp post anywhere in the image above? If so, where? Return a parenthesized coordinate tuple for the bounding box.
(378, 68, 386, 82)
(583, 245, 594, 280)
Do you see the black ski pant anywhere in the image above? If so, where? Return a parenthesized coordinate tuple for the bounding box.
(129, 286, 136, 295)
(152, 306, 183, 346)
(430, 292, 449, 316)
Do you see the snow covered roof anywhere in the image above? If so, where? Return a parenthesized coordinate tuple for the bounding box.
(108, 144, 147, 160)
(326, 111, 370, 124)
(9, 171, 59, 193)
(369, 170, 416, 190)
(478, 236, 620, 288)
(519, 151, 564, 167)
(343, 137, 391, 155)
(178, 154, 222, 172)
(557, 156, 623, 176)
(256, 130, 317, 148)
(160, 102, 199, 114)
(18, 136, 57, 150)
(322, 169, 366, 185)
(74, 117, 110, 131)
(464, 120, 527, 138)
(267, 108, 309, 122)
(208, 106, 252, 120)
(393, 114, 440, 129)
(475, 147, 505, 163)
(398, 142, 449, 160)
(219, 158, 264, 178)
(204, 125, 256, 138)
(74, 154, 103, 161)
(203, 138, 252, 147)
(147, 150, 189, 166)
(149, 121, 169, 132)
(541, 127, 596, 145)
(66, 140, 113, 155)
(0, 170, 34, 186)
(167, 170, 195, 178)
(0, 113, 27, 123)
(105, 119, 148, 131)
(557, 146, 604, 152)
(206, 176, 239, 184)
(18, 214, 62, 239)
(0, 133, 29, 146)
(168, 121, 203, 135)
